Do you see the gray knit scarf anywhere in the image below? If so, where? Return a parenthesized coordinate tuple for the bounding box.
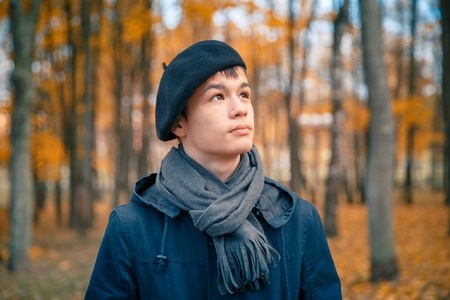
(156, 145, 280, 295)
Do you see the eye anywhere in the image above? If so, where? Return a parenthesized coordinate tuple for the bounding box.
(240, 91, 251, 100)
(211, 94, 224, 101)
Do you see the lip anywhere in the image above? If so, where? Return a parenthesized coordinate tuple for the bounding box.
(229, 124, 252, 135)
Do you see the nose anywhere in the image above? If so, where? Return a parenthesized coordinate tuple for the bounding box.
(229, 97, 248, 119)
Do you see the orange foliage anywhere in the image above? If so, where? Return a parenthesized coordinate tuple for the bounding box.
(0, 1, 8, 19)
(393, 95, 433, 129)
(0, 135, 10, 165)
(0, 108, 11, 165)
(301, 101, 332, 114)
(30, 131, 65, 181)
(393, 95, 437, 157)
(0, 0, 443, 188)
(343, 99, 370, 132)
(38, 4, 69, 50)
(267, 10, 286, 28)
(183, 0, 216, 26)
(122, 3, 155, 44)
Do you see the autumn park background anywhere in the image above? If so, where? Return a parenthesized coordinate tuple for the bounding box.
(0, 0, 449, 299)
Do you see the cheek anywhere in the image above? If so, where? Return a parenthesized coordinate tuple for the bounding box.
(187, 112, 217, 135)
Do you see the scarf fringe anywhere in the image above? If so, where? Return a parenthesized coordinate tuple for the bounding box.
(215, 223, 281, 295)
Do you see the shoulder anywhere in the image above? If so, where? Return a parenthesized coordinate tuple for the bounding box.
(263, 177, 316, 213)
(113, 200, 165, 227)
(114, 200, 157, 219)
(260, 176, 318, 228)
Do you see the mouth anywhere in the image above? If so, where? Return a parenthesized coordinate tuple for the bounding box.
(230, 124, 252, 135)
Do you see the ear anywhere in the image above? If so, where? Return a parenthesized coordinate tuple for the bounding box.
(171, 119, 186, 138)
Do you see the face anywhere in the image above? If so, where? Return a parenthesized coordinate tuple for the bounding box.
(173, 67, 254, 163)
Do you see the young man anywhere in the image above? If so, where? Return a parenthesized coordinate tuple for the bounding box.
(85, 40, 341, 299)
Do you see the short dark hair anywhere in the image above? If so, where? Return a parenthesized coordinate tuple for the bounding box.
(176, 65, 246, 124)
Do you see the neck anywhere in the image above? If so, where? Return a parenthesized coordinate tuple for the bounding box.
(203, 157, 241, 182)
(182, 148, 241, 181)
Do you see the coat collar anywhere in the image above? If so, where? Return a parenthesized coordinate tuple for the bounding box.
(131, 174, 297, 227)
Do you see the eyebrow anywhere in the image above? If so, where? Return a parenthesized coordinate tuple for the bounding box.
(202, 82, 252, 94)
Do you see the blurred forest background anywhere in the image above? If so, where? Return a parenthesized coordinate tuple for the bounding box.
(0, 0, 449, 299)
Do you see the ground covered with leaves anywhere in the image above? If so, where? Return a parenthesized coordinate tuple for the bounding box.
(327, 195, 450, 300)
(0, 192, 449, 299)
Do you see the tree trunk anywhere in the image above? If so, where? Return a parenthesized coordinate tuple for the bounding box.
(137, 26, 153, 178)
(324, 0, 349, 237)
(8, 0, 41, 272)
(55, 180, 62, 226)
(404, 125, 416, 204)
(297, 1, 315, 202)
(75, 0, 94, 233)
(45, 1, 65, 227)
(430, 94, 442, 190)
(354, 131, 367, 204)
(112, 0, 127, 207)
(439, 0, 450, 209)
(89, 0, 103, 208)
(33, 174, 46, 224)
(391, 0, 406, 101)
(360, 0, 398, 281)
(403, 0, 418, 204)
(283, 0, 302, 193)
(440, 0, 450, 205)
(63, 0, 79, 228)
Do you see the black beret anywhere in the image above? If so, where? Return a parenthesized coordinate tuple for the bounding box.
(155, 40, 247, 141)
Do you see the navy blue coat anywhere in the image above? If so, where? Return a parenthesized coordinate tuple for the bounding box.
(85, 174, 341, 299)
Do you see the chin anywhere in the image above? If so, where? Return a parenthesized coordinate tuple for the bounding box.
(235, 141, 254, 154)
